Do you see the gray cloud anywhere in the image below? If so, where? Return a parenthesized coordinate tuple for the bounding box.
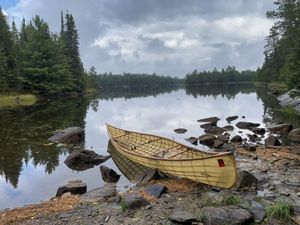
(6, 0, 275, 77)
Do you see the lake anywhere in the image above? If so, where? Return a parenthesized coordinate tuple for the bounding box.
(0, 84, 298, 210)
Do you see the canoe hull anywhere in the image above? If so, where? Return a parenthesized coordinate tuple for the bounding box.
(107, 124, 237, 188)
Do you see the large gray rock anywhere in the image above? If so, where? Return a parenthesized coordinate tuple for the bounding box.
(236, 171, 258, 191)
(223, 125, 234, 131)
(236, 122, 260, 129)
(265, 135, 281, 146)
(218, 134, 229, 142)
(219, 143, 236, 152)
(56, 179, 87, 197)
(267, 123, 293, 135)
(231, 135, 242, 142)
(145, 184, 167, 198)
(48, 127, 84, 143)
(201, 121, 217, 129)
(199, 134, 216, 146)
(169, 210, 198, 224)
(213, 140, 224, 149)
(202, 206, 253, 225)
(226, 115, 238, 123)
(250, 127, 266, 135)
(80, 184, 117, 202)
(277, 89, 300, 113)
(122, 193, 149, 209)
(288, 128, 300, 143)
(249, 201, 265, 223)
(204, 126, 224, 135)
(244, 143, 256, 152)
(197, 117, 220, 123)
(100, 165, 121, 183)
(64, 150, 110, 171)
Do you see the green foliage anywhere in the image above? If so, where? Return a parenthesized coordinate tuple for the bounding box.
(120, 199, 128, 212)
(266, 201, 294, 221)
(86, 67, 182, 90)
(0, 8, 85, 96)
(185, 66, 256, 86)
(258, 0, 300, 89)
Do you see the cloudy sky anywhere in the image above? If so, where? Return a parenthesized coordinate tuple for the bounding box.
(2, 0, 274, 77)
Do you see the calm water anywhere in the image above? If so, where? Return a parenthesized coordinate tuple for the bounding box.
(0, 84, 298, 209)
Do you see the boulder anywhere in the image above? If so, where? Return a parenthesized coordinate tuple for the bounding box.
(145, 184, 167, 198)
(169, 210, 198, 224)
(64, 150, 110, 171)
(201, 121, 217, 129)
(48, 127, 84, 143)
(247, 134, 261, 143)
(226, 115, 238, 123)
(56, 180, 87, 197)
(213, 140, 224, 149)
(236, 170, 258, 191)
(122, 193, 149, 209)
(231, 135, 242, 142)
(265, 135, 281, 146)
(244, 143, 256, 152)
(236, 122, 260, 129)
(199, 134, 217, 146)
(202, 206, 253, 225)
(185, 137, 198, 145)
(174, 128, 187, 134)
(223, 125, 234, 131)
(197, 117, 220, 123)
(250, 127, 266, 135)
(218, 134, 229, 142)
(288, 128, 300, 143)
(100, 165, 121, 183)
(250, 201, 265, 223)
(219, 143, 236, 152)
(204, 126, 224, 135)
(277, 89, 300, 113)
(267, 123, 293, 135)
(80, 184, 117, 202)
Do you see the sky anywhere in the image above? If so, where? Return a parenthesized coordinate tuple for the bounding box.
(1, 0, 275, 77)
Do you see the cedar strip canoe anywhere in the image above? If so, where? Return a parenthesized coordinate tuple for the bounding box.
(106, 124, 237, 188)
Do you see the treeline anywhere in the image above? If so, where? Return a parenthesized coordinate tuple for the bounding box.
(185, 66, 256, 86)
(258, 0, 300, 89)
(0, 8, 84, 95)
(86, 66, 182, 90)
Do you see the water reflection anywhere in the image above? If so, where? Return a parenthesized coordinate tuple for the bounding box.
(0, 99, 88, 188)
(107, 141, 152, 183)
(0, 84, 298, 209)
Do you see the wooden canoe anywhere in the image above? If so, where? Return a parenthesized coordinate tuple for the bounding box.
(106, 124, 237, 188)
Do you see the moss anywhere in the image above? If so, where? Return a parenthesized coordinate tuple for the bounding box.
(266, 201, 294, 222)
(0, 94, 37, 108)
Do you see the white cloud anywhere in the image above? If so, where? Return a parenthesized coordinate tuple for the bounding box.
(5, 0, 273, 76)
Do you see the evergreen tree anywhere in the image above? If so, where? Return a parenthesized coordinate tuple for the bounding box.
(63, 12, 84, 92)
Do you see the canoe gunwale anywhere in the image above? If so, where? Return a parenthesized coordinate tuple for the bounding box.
(106, 123, 234, 162)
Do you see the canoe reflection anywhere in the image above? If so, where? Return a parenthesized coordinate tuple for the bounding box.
(107, 141, 162, 183)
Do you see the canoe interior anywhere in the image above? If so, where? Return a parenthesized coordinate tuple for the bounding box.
(107, 124, 218, 160)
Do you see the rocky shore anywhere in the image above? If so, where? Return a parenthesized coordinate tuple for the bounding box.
(1, 113, 300, 225)
(0, 143, 299, 225)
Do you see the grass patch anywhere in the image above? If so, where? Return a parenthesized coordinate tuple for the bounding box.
(266, 201, 294, 222)
(0, 94, 37, 108)
(120, 199, 128, 212)
(222, 193, 242, 206)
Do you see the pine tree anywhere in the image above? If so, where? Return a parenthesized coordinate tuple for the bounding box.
(63, 12, 84, 92)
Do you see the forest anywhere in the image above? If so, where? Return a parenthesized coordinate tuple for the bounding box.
(0, 9, 85, 95)
(1, 0, 299, 97)
(185, 66, 256, 86)
(257, 0, 300, 89)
